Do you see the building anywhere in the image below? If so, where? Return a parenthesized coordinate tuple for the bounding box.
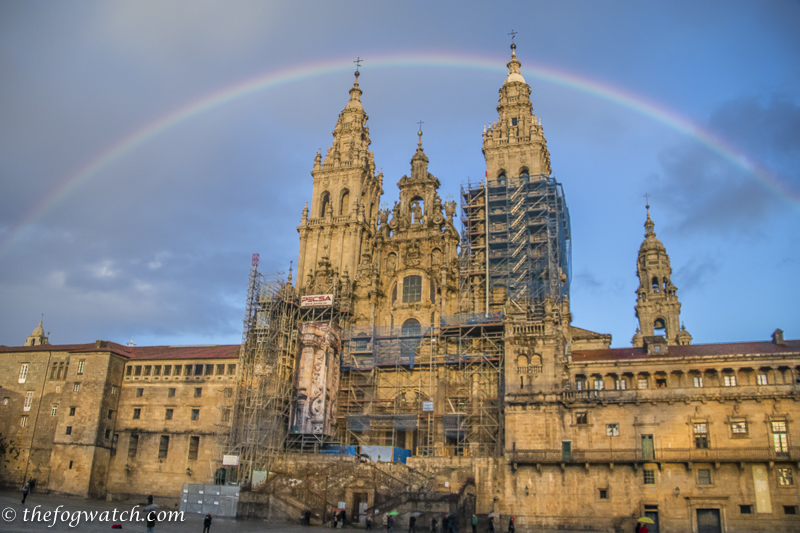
(1, 45, 798, 532)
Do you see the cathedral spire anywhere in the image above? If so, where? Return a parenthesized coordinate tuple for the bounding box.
(505, 43, 526, 85)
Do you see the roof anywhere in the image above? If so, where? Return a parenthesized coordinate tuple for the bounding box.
(573, 339, 800, 363)
(0, 342, 240, 361)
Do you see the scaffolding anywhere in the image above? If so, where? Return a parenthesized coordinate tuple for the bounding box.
(227, 254, 299, 486)
(462, 173, 571, 315)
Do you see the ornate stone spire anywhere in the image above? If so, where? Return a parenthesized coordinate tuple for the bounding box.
(505, 43, 526, 85)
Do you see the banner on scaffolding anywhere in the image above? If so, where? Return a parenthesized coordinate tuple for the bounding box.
(300, 294, 334, 307)
(290, 321, 342, 435)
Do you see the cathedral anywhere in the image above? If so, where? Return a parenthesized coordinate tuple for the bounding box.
(1, 45, 798, 533)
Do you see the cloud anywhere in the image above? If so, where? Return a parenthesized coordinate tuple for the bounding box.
(674, 256, 721, 294)
(651, 95, 800, 235)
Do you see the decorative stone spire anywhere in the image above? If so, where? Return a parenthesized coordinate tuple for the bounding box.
(25, 316, 49, 346)
(505, 43, 526, 85)
(344, 70, 363, 110)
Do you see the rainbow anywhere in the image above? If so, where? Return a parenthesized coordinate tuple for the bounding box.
(2, 51, 796, 256)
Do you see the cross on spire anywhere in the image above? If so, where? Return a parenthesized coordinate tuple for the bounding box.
(508, 29, 518, 44)
(417, 120, 424, 132)
(417, 121, 424, 148)
(354, 57, 363, 72)
(644, 192, 651, 209)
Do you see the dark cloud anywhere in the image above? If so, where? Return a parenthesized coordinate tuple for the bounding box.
(674, 255, 721, 294)
(652, 95, 800, 235)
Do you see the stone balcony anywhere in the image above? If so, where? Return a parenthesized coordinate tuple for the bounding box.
(558, 383, 800, 404)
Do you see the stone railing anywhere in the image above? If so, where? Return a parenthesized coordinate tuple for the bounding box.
(508, 446, 800, 464)
(517, 365, 542, 375)
(561, 384, 800, 403)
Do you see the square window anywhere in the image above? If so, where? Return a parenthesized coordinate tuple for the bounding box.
(606, 423, 620, 437)
(191, 409, 200, 421)
(593, 379, 604, 390)
(598, 489, 608, 499)
(656, 378, 667, 388)
(739, 505, 752, 514)
(69, 406, 76, 416)
(616, 379, 627, 390)
(693, 376, 703, 387)
(65, 426, 72, 435)
(698, 469, 712, 485)
(654, 345, 661, 353)
(194, 364, 204, 376)
(784, 506, 797, 515)
(133, 408, 141, 419)
(163, 365, 172, 376)
(136, 388, 143, 397)
(168, 387, 176, 398)
(227, 364, 236, 375)
(638, 378, 648, 389)
(194, 387, 202, 398)
(756, 373, 768, 385)
(576, 412, 587, 425)
(73, 383, 81, 392)
(511, 117, 518, 126)
(165, 408, 173, 421)
(643, 470, 655, 485)
(778, 468, 794, 486)
(723, 375, 736, 387)
(731, 420, 748, 436)
(134, 366, 142, 376)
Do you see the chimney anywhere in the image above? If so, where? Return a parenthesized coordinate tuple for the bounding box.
(771, 329, 785, 345)
(95, 340, 108, 349)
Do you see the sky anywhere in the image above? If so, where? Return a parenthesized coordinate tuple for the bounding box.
(1, 1, 798, 349)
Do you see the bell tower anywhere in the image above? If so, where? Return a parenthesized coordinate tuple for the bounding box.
(296, 68, 383, 293)
(632, 205, 692, 347)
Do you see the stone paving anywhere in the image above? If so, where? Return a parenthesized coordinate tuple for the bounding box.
(0, 489, 310, 533)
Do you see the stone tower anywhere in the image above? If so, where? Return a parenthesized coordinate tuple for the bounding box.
(482, 42, 552, 182)
(296, 70, 383, 293)
(632, 206, 692, 347)
(25, 317, 49, 346)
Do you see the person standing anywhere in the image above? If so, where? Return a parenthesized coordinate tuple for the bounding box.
(388, 515, 395, 533)
(409, 515, 417, 533)
(21, 483, 29, 505)
(383, 513, 389, 533)
(145, 495, 156, 533)
(488, 517, 494, 533)
(366, 513, 373, 531)
(471, 515, 478, 533)
(202, 513, 212, 533)
(431, 517, 438, 533)
(507, 516, 515, 533)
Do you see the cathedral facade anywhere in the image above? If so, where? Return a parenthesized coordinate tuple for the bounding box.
(1, 46, 798, 533)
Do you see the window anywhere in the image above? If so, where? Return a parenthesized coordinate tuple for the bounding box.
(173, 365, 182, 376)
(216, 364, 225, 375)
(402, 275, 422, 303)
(643, 470, 655, 484)
(739, 505, 752, 514)
(194, 364, 204, 376)
(731, 420, 748, 436)
(598, 489, 608, 499)
(143, 365, 151, 376)
(68, 460, 73, 469)
(126, 366, 132, 376)
(19, 364, 29, 383)
(107, 410, 114, 420)
(205, 364, 213, 376)
(65, 426, 72, 436)
(223, 388, 233, 399)
(593, 379, 604, 390)
(606, 423, 620, 437)
(153, 365, 161, 376)
(638, 378, 648, 389)
(694, 423, 709, 449)
(158, 435, 169, 459)
(69, 407, 76, 416)
(354, 335, 370, 352)
(783, 506, 797, 515)
(723, 374, 737, 387)
(165, 408, 173, 421)
(111, 385, 118, 395)
(185, 365, 193, 376)
(2, 397, 9, 405)
(21, 415, 28, 427)
(133, 408, 141, 420)
(227, 364, 236, 375)
(77, 360, 85, 375)
(163, 365, 172, 376)
(576, 412, 587, 425)
(693, 375, 703, 387)
(511, 117, 518, 126)
(73, 383, 81, 392)
(128, 434, 139, 458)
(104, 429, 111, 439)
(698, 469, 712, 485)
(756, 373, 768, 385)
(772, 421, 789, 453)
(221, 409, 230, 422)
(51, 405, 58, 416)
(194, 387, 202, 398)
(654, 345, 661, 353)
(136, 388, 143, 397)
(656, 378, 667, 388)
(575, 379, 584, 391)
(23, 391, 34, 411)
(778, 468, 794, 486)
(191, 409, 200, 421)
(167, 387, 176, 398)
(50, 362, 59, 379)
(615, 379, 627, 390)
(188, 436, 200, 461)
(134, 366, 142, 376)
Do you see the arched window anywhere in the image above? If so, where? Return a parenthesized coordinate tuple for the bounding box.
(517, 355, 529, 367)
(340, 189, 350, 216)
(497, 170, 507, 185)
(519, 167, 529, 178)
(403, 275, 422, 303)
(401, 318, 421, 336)
(652, 276, 659, 292)
(400, 318, 421, 360)
(320, 191, 330, 218)
(654, 318, 666, 335)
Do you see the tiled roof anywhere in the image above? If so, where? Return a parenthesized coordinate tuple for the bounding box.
(573, 340, 800, 362)
(0, 342, 240, 360)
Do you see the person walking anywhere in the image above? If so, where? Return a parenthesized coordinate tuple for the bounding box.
(388, 514, 395, 533)
(383, 513, 389, 533)
(21, 483, 29, 505)
(431, 517, 438, 533)
(366, 512, 373, 531)
(409, 515, 417, 533)
(488, 517, 494, 533)
(202, 513, 212, 533)
(507, 516, 515, 533)
(471, 514, 478, 533)
(145, 495, 156, 533)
